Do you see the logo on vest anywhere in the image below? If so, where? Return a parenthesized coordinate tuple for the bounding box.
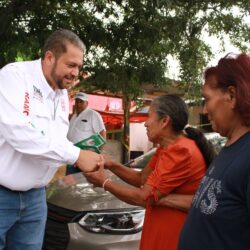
(33, 86, 43, 103)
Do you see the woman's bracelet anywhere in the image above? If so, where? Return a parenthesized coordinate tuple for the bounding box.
(102, 178, 111, 190)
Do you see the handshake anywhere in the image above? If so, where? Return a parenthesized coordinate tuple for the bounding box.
(76, 150, 114, 189)
(76, 150, 104, 173)
(67, 133, 106, 174)
(68, 134, 114, 189)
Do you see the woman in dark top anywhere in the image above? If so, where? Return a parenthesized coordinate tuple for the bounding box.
(179, 53, 250, 250)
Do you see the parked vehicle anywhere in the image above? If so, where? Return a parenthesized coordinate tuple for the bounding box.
(204, 132, 227, 153)
(43, 148, 155, 250)
(43, 133, 226, 250)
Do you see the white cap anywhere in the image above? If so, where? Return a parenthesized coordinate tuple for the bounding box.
(75, 92, 88, 101)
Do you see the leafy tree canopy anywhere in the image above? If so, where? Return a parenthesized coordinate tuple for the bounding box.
(0, 0, 250, 99)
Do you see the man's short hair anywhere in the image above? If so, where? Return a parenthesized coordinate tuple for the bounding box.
(41, 29, 86, 59)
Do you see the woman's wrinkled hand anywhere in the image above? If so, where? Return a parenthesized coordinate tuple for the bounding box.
(103, 155, 116, 169)
(84, 163, 108, 188)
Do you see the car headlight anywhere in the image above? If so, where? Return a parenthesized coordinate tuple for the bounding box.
(78, 209, 144, 234)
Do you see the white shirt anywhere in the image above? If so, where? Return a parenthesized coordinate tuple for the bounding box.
(0, 59, 80, 191)
(67, 108, 106, 144)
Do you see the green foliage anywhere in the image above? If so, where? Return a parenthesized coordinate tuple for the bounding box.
(1, 0, 249, 157)
(0, 0, 250, 99)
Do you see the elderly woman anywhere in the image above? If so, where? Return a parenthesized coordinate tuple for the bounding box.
(178, 53, 250, 250)
(84, 94, 215, 250)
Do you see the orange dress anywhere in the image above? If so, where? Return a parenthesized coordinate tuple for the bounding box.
(140, 137, 206, 250)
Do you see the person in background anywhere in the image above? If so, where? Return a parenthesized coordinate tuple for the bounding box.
(83, 94, 216, 250)
(0, 29, 101, 250)
(178, 52, 250, 250)
(67, 91, 106, 144)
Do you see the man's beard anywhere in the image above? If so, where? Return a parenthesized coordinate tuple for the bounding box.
(50, 61, 65, 89)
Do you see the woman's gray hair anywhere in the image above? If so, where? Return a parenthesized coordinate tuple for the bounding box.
(151, 94, 217, 167)
(41, 29, 86, 59)
(151, 94, 188, 132)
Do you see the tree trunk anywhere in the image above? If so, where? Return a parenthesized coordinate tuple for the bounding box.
(122, 94, 130, 163)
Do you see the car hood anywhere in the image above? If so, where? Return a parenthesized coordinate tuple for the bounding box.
(46, 172, 136, 212)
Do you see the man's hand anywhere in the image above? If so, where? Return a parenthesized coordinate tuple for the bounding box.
(76, 150, 103, 173)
